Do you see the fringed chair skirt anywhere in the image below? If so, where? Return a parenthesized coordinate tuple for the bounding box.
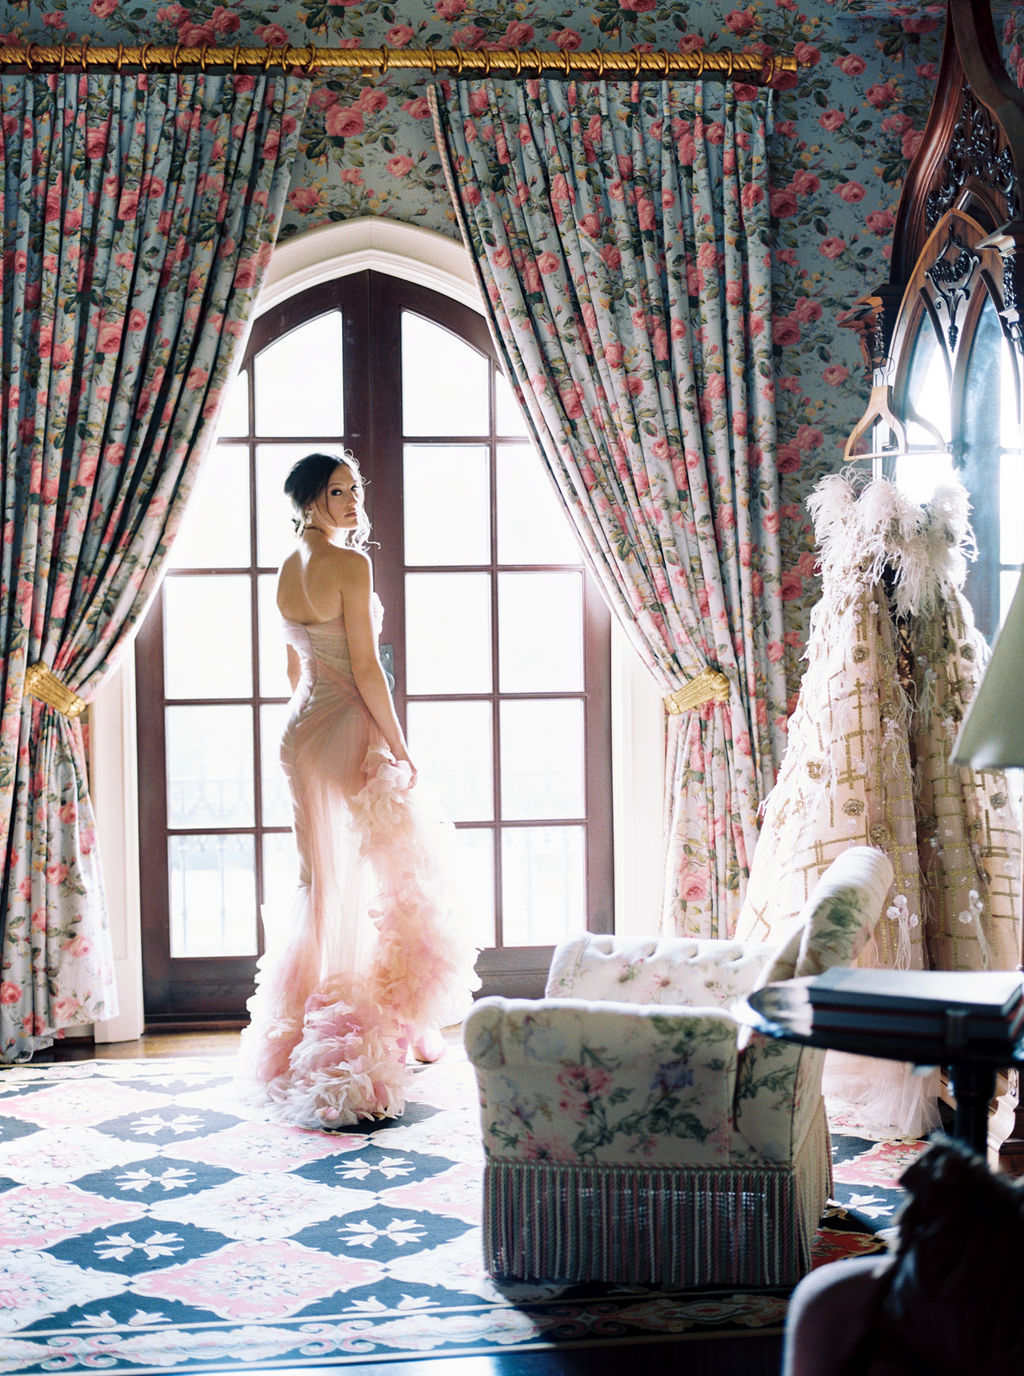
(481, 1116, 832, 1289)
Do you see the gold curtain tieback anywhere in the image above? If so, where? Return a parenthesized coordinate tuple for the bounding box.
(663, 667, 730, 715)
(24, 662, 87, 719)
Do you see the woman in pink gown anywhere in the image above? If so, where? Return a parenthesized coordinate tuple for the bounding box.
(238, 452, 478, 1128)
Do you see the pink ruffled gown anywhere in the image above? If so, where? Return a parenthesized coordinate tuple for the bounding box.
(237, 597, 479, 1128)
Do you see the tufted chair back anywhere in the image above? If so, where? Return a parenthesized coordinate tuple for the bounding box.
(545, 934, 779, 1008)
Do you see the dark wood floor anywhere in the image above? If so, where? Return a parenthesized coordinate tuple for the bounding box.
(42, 1027, 244, 1060)
(41, 1029, 786, 1376)
(330, 1338, 786, 1376)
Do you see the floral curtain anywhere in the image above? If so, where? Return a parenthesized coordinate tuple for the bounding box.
(432, 77, 787, 937)
(0, 70, 309, 1061)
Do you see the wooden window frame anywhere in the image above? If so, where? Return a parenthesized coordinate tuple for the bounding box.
(137, 270, 612, 1022)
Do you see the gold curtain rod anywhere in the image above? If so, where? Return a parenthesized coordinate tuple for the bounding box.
(0, 42, 795, 84)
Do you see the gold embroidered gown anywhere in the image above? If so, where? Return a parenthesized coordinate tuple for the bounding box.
(735, 474, 1021, 1135)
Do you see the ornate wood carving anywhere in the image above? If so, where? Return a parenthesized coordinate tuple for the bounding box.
(925, 82, 1020, 229)
(924, 227, 981, 351)
(841, 0, 1024, 380)
(836, 286, 903, 379)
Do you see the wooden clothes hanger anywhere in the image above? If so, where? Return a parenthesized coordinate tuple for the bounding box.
(842, 381, 949, 464)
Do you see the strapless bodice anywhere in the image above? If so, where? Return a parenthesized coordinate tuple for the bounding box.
(283, 613, 351, 679)
(281, 594, 383, 685)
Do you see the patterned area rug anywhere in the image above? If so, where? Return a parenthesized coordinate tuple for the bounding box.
(818, 1129, 925, 1266)
(0, 1053, 921, 1374)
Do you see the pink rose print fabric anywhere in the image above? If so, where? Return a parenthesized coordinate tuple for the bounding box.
(433, 77, 787, 937)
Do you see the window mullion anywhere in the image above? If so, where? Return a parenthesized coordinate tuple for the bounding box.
(489, 370, 503, 948)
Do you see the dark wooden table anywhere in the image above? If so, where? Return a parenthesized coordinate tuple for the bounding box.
(740, 976, 1024, 1155)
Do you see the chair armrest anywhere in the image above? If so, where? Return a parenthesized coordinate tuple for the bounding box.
(545, 934, 778, 1007)
(738, 845, 894, 975)
(464, 996, 739, 1167)
(735, 1032, 826, 1162)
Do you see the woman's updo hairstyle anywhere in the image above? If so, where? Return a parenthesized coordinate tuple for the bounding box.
(283, 450, 370, 549)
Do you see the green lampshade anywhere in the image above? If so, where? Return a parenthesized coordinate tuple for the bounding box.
(951, 570, 1024, 769)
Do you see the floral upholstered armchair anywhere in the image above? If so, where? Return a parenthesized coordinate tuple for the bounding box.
(463, 846, 894, 1288)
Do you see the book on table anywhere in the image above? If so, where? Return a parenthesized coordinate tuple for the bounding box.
(808, 967, 1024, 1041)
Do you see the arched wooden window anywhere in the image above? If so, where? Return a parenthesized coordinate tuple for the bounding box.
(136, 270, 612, 1024)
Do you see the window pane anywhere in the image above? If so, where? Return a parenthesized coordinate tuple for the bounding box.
(497, 444, 579, 564)
(495, 369, 528, 437)
(254, 312, 344, 438)
(402, 311, 488, 436)
(262, 830, 298, 932)
(499, 572, 583, 692)
(501, 699, 585, 820)
(903, 315, 950, 447)
(407, 700, 493, 821)
(256, 443, 319, 570)
(454, 827, 495, 948)
(166, 705, 255, 828)
(405, 572, 492, 693)
(1001, 453, 1024, 567)
(217, 368, 249, 436)
(164, 575, 252, 699)
(404, 445, 491, 566)
(502, 826, 585, 945)
(259, 573, 291, 698)
(893, 450, 957, 506)
(963, 300, 1013, 485)
(260, 702, 291, 828)
(169, 445, 250, 571)
(999, 326, 1020, 451)
(169, 833, 256, 957)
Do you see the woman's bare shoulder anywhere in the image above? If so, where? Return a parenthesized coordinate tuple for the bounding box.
(321, 545, 371, 583)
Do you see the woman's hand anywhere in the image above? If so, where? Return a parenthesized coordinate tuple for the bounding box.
(391, 751, 418, 789)
(367, 746, 418, 789)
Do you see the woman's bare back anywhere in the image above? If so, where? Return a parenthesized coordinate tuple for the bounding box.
(277, 540, 363, 625)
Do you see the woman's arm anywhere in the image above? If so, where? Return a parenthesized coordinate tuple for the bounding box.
(336, 548, 417, 785)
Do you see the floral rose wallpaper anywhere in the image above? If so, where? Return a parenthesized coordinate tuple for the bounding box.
(5, 0, 1022, 691)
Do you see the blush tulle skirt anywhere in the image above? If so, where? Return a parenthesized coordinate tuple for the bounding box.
(237, 656, 478, 1129)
